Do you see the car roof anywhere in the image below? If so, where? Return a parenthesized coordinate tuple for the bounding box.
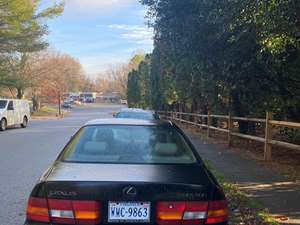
(120, 108, 154, 113)
(0, 98, 27, 102)
(85, 118, 171, 126)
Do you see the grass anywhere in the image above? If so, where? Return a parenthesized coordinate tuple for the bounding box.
(31, 105, 59, 117)
(180, 125, 282, 224)
(205, 160, 279, 225)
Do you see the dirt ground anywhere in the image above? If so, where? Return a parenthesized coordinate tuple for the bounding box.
(183, 124, 300, 185)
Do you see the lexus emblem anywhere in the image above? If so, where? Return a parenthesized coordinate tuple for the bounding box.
(123, 186, 137, 197)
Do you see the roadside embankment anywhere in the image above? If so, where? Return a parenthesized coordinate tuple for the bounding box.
(31, 105, 69, 120)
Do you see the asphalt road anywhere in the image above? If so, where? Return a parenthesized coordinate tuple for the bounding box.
(0, 104, 124, 225)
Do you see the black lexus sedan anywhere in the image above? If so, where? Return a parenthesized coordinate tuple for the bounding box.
(25, 119, 228, 225)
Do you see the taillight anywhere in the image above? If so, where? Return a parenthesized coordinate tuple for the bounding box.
(48, 199, 75, 224)
(183, 202, 209, 225)
(206, 200, 228, 224)
(26, 197, 50, 223)
(157, 202, 208, 225)
(157, 202, 186, 225)
(157, 201, 228, 225)
(73, 200, 101, 225)
(26, 197, 101, 225)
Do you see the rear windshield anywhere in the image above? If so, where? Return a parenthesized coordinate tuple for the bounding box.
(0, 100, 7, 109)
(60, 125, 197, 164)
(116, 112, 157, 120)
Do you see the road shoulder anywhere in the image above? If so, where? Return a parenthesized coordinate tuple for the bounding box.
(187, 131, 300, 225)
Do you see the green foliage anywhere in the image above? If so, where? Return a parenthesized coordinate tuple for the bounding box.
(205, 160, 280, 225)
(0, 0, 64, 97)
(130, 0, 300, 121)
(0, 0, 64, 53)
(127, 54, 153, 108)
(130, 54, 145, 68)
(127, 70, 141, 107)
(0, 56, 13, 86)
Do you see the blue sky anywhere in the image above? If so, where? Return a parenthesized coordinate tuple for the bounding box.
(41, 0, 153, 77)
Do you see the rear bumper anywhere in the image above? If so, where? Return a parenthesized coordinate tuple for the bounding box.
(25, 222, 228, 225)
(25, 222, 48, 225)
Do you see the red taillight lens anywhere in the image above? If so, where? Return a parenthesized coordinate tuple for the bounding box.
(26, 197, 50, 223)
(26, 198, 101, 225)
(206, 200, 228, 224)
(73, 200, 101, 225)
(157, 202, 186, 225)
(157, 202, 208, 225)
(183, 202, 208, 225)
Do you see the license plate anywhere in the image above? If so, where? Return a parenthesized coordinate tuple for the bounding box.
(108, 202, 151, 223)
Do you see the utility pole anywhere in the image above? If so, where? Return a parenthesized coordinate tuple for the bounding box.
(58, 90, 61, 116)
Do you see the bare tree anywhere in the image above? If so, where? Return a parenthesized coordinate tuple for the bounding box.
(95, 54, 145, 97)
(23, 50, 85, 112)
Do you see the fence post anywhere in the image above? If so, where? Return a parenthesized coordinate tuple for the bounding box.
(200, 115, 203, 130)
(207, 111, 211, 138)
(193, 114, 197, 128)
(228, 113, 232, 147)
(180, 112, 183, 123)
(264, 111, 273, 161)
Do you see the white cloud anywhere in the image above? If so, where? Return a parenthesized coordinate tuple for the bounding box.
(80, 54, 130, 78)
(135, 8, 148, 17)
(108, 24, 154, 45)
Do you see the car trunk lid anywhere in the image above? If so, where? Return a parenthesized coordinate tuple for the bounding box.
(44, 162, 213, 201)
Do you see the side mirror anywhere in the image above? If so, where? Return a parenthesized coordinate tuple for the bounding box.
(112, 113, 117, 118)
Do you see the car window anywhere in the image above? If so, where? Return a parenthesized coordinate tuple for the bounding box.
(7, 101, 13, 109)
(60, 125, 197, 164)
(0, 100, 7, 109)
(116, 112, 155, 120)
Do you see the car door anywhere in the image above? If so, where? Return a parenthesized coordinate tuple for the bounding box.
(24, 101, 30, 120)
(6, 101, 15, 126)
(15, 101, 22, 124)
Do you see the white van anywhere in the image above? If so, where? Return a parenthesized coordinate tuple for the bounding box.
(0, 99, 30, 131)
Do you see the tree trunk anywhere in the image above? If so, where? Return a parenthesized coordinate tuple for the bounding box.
(191, 98, 197, 113)
(32, 95, 40, 112)
(17, 88, 24, 99)
(231, 90, 249, 134)
(58, 91, 62, 116)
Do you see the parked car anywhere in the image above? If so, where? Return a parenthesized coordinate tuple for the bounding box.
(24, 119, 228, 225)
(73, 100, 82, 105)
(0, 99, 30, 131)
(64, 98, 74, 104)
(115, 108, 160, 120)
(62, 101, 72, 109)
(120, 99, 128, 105)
